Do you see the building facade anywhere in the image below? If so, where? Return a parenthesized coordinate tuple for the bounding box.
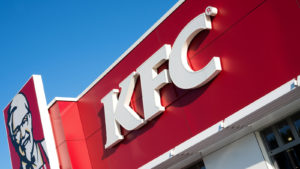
(48, 0, 300, 168)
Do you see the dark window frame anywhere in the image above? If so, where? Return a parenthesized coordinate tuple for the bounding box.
(261, 112, 300, 169)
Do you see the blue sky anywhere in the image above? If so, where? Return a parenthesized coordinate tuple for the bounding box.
(0, 0, 178, 168)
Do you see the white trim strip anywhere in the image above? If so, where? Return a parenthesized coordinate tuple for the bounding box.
(76, 0, 185, 100)
(139, 122, 223, 169)
(33, 75, 60, 169)
(173, 122, 222, 155)
(48, 97, 78, 108)
(139, 78, 298, 168)
(139, 151, 172, 169)
(48, 0, 186, 107)
(224, 79, 297, 127)
(48, 0, 185, 107)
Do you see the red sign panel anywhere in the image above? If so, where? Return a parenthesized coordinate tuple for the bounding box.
(48, 0, 300, 168)
(4, 76, 58, 169)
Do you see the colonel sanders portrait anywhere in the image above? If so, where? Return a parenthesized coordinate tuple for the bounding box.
(7, 93, 49, 169)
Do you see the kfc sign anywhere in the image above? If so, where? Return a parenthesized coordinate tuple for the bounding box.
(3, 75, 59, 169)
(102, 7, 221, 149)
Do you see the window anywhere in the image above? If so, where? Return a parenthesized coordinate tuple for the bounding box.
(184, 160, 206, 169)
(261, 112, 300, 169)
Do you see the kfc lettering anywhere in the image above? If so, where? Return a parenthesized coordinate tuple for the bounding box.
(101, 7, 222, 149)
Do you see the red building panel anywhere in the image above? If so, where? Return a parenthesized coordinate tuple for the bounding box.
(48, 0, 300, 168)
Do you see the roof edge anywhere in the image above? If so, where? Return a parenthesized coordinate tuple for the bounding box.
(76, 0, 185, 99)
(48, 0, 185, 108)
(48, 97, 78, 109)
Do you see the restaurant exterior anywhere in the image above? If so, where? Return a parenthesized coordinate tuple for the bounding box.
(4, 0, 300, 168)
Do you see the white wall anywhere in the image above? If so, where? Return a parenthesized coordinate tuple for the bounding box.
(203, 133, 270, 169)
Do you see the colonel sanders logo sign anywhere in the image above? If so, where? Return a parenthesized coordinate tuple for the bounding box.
(3, 76, 58, 169)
